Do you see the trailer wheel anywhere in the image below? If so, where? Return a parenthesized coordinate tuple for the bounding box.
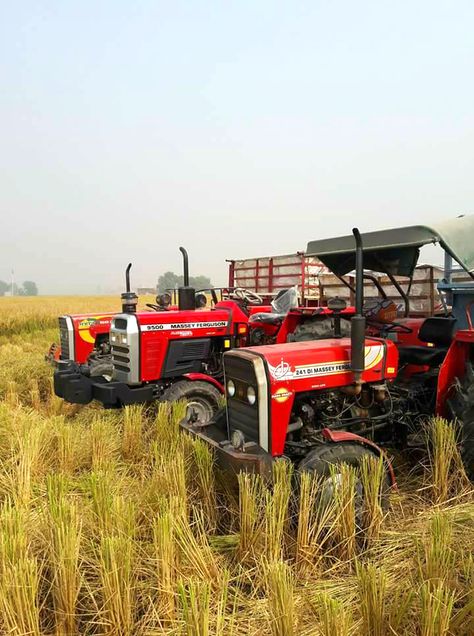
(448, 360, 474, 480)
(160, 380, 221, 424)
(297, 443, 391, 511)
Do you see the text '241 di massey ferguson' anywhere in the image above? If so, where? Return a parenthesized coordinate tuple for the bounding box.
(182, 215, 474, 487)
(54, 248, 270, 421)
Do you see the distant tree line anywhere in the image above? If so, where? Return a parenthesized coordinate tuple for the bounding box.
(157, 272, 212, 293)
(0, 280, 38, 296)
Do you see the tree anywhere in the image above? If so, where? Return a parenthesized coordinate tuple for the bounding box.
(157, 271, 181, 293)
(0, 280, 8, 296)
(157, 272, 212, 293)
(22, 281, 38, 296)
(190, 275, 212, 290)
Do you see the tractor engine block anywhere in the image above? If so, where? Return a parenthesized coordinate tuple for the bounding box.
(284, 382, 408, 458)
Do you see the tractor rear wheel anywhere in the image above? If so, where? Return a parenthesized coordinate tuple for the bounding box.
(297, 442, 391, 511)
(160, 380, 221, 425)
(448, 360, 474, 480)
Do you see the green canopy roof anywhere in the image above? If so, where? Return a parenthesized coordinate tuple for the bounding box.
(306, 215, 474, 277)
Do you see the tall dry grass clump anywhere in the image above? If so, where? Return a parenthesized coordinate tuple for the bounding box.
(360, 453, 387, 545)
(426, 416, 469, 503)
(265, 559, 295, 636)
(311, 592, 353, 636)
(331, 463, 357, 563)
(121, 404, 144, 462)
(43, 473, 82, 635)
(0, 502, 41, 636)
(418, 512, 455, 587)
(419, 580, 455, 636)
(237, 471, 265, 560)
(295, 471, 335, 575)
(152, 507, 179, 624)
(190, 438, 217, 532)
(98, 534, 136, 635)
(264, 460, 293, 563)
(355, 560, 388, 636)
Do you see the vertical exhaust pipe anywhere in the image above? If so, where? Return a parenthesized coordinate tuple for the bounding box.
(121, 263, 138, 313)
(179, 247, 190, 287)
(351, 228, 366, 391)
(178, 246, 195, 310)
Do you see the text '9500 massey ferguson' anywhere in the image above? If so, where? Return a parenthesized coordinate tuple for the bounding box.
(182, 215, 474, 490)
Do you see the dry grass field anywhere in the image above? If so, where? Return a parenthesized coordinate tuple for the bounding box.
(0, 296, 473, 635)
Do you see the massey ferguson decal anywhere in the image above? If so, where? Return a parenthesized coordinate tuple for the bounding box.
(268, 345, 384, 382)
(142, 321, 227, 332)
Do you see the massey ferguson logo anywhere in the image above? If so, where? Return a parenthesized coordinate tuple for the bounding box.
(268, 359, 291, 380)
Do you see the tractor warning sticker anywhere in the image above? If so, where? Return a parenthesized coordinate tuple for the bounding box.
(268, 345, 384, 382)
(142, 321, 227, 332)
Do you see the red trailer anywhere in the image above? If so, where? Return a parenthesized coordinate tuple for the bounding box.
(227, 253, 444, 314)
(227, 253, 329, 305)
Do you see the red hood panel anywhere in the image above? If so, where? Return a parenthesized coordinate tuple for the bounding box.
(247, 337, 398, 385)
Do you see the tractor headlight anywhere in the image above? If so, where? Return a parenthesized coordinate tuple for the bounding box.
(111, 332, 127, 345)
(247, 386, 257, 405)
(227, 380, 236, 397)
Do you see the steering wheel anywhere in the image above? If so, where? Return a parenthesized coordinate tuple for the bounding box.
(381, 321, 413, 334)
(146, 303, 168, 312)
(232, 288, 264, 305)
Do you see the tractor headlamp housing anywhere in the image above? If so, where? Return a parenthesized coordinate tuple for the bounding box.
(227, 380, 236, 397)
(111, 332, 128, 345)
(247, 386, 257, 405)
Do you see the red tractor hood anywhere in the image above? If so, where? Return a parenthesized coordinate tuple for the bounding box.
(245, 337, 399, 386)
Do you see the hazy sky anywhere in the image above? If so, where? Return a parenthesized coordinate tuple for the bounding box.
(1, 1, 473, 294)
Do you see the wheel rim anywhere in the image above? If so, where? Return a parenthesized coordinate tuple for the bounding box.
(185, 398, 214, 424)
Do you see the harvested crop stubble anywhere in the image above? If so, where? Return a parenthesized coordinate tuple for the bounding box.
(0, 296, 473, 635)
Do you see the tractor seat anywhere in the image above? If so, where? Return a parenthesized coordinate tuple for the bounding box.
(249, 312, 286, 326)
(397, 317, 456, 367)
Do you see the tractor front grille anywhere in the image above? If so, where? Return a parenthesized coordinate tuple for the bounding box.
(111, 344, 131, 373)
(225, 355, 260, 446)
(110, 314, 140, 384)
(59, 316, 73, 360)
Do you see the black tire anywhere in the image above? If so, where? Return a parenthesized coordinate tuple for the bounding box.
(88, 354, 114, 378)
(160, 380, 222, 424)
(297, 442, 391, 510)
(447, 360, 474, 480)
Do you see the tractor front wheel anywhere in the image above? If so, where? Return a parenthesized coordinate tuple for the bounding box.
(160, 380, 221, 425)
(297, 442, 391, 511)
(448, 360, 474, 480)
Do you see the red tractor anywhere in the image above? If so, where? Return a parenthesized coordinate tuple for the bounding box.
(54, 248, 272, 420)
(182, 216, 474, 485)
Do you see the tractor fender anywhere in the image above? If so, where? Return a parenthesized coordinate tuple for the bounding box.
(321, 428, 397, 488)
(182, 373, 225, 394)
